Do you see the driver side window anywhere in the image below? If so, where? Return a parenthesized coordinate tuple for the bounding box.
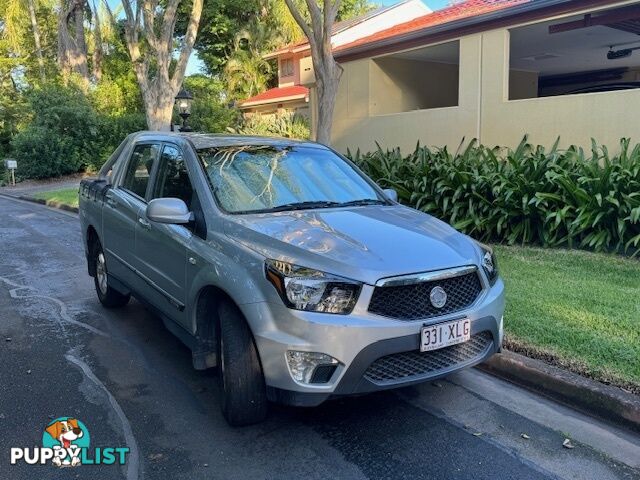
(151, 145, 194, 209)
(122, 143, 159, 199)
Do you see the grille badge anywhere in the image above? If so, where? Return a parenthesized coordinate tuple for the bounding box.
(429, 286, 447, 308)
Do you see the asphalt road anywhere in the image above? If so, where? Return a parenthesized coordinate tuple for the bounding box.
(0, 195, 639, 480)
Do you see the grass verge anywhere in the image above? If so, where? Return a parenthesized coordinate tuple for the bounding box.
(495, 245, 640, 394)
(32, 187, 79, 209)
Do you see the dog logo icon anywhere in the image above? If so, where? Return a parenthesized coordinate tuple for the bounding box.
(43, 417, 90, 467)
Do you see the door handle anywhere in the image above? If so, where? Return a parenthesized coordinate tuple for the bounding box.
(138, 217, 151, 229)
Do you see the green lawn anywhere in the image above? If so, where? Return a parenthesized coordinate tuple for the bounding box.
(33, 187, 79, 208)
(496, 245, 640, 392)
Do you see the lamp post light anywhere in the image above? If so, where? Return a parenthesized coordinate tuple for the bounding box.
(174, 88, 194, 132)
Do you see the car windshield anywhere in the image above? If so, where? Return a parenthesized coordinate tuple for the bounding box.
(197, 145, 385, 214)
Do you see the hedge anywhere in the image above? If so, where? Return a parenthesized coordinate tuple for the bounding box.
(349, 137, 640, 256)
(10, 85, 146, 180)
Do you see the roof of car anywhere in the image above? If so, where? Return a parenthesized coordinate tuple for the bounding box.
(129, 131, 322, 150)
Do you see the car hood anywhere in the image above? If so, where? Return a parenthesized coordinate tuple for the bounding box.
(223, 205, 480, 285)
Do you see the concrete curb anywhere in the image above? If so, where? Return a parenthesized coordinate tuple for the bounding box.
(479, 350, 640, 433)
(14, 194, 79, 213)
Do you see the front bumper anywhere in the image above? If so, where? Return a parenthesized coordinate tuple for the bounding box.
(240, 278, 505, 406)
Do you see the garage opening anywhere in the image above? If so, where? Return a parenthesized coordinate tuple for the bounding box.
(509, 3, 640, 100)
(371, 40, 459, 115)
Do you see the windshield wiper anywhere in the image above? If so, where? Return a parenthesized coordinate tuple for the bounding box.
(268, 201, 343, 212)
(337, 198, 387, 207)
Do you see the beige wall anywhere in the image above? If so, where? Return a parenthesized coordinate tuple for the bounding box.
(370, 58, 459, 114)
(329, 0, 640, 154)
(331, 35, 482, 154)
(480, 28, 640, 149)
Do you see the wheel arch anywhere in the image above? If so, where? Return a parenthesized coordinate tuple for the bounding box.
(192, 284, 242, 370)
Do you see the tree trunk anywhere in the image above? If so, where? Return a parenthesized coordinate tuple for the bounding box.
(27, 0, 45, 81)
(282, 0, 342, 145)
(116, 0, 203, 131)
(57, 0, 90, 89)
(57, 0, 70, 76)
(145, 89, 176, 131)
(92, 0, 103, 81)
(73, 0, 89, 82)
(314, 64, 340, 145)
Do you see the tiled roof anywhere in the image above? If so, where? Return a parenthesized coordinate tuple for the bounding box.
(336, 0, 531, 53)
(265, 0, 417, 58)
(331, 1, 412, 34)
(239, 85, 309, 107)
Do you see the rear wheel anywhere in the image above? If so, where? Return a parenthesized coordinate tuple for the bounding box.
(217, 301, 268, 426)
(93, 241, 130, 309)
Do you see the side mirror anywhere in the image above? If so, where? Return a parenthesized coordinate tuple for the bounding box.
(383, 188, 398, 202)
(146, 198, 193, 224)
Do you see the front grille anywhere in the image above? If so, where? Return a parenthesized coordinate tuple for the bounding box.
(368, 271, 482, 321)
(363, 331, 493, 385)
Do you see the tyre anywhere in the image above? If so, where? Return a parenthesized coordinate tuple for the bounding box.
(92, 241, 130, 309)
(217, 301, 268, 426)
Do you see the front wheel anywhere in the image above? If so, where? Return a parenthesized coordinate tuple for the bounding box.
(93, 242, 130, 309)
(217, 301, 268, 426)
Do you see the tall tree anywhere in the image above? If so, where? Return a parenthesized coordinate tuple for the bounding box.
(26, 0, 45, 80)
(1, 0, 48, 81)
(182, 0, 260, 76)
(224, 21, 274, 100)
(58, 0, 90, 87)
(91, 0, 103, 81)
(108, 0, 204, 130)
(283, 0, 341, 144)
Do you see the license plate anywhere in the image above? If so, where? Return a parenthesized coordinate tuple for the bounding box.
(420, 318, 470, 352)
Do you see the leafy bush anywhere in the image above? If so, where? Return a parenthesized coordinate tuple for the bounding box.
(94, 113, 147, 171)
(181, 75, 239, 134)
(11, 84, 98, 179)
(9, 84, 148, 178)
(231, 111, 311, 139)
(349, 137, 640, 255)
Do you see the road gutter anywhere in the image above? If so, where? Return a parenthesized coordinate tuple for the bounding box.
(19, 195, 79, 213)
(479, 350, 640, 434)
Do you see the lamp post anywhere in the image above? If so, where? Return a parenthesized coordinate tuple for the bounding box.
(174, 88, 194, 132)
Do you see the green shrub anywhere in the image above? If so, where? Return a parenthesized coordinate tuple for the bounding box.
(11, 84, 98, 179)
(181, 75, 239, 134)
(10, 84, 148, 178)
(11, 126, 82, 179)
(231, 111, 311, 139)
(94, 113, 147, 171)
(349, 137, 640, 255)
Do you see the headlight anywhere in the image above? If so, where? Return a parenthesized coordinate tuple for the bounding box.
(478, 243, 498, 285)
(265, 260, 361, 314)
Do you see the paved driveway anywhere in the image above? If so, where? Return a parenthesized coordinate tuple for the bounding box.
(0, 196, 638, 480)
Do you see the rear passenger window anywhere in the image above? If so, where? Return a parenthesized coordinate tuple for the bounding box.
(122, 144, 159, 199)
(152, 145, 194, 209)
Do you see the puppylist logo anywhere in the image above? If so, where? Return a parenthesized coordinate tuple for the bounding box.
(10, 417, 129, 467)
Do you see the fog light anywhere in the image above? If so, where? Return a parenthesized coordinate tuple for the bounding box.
(286, 351, 338, 384)
(499, 315, 504, 346)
